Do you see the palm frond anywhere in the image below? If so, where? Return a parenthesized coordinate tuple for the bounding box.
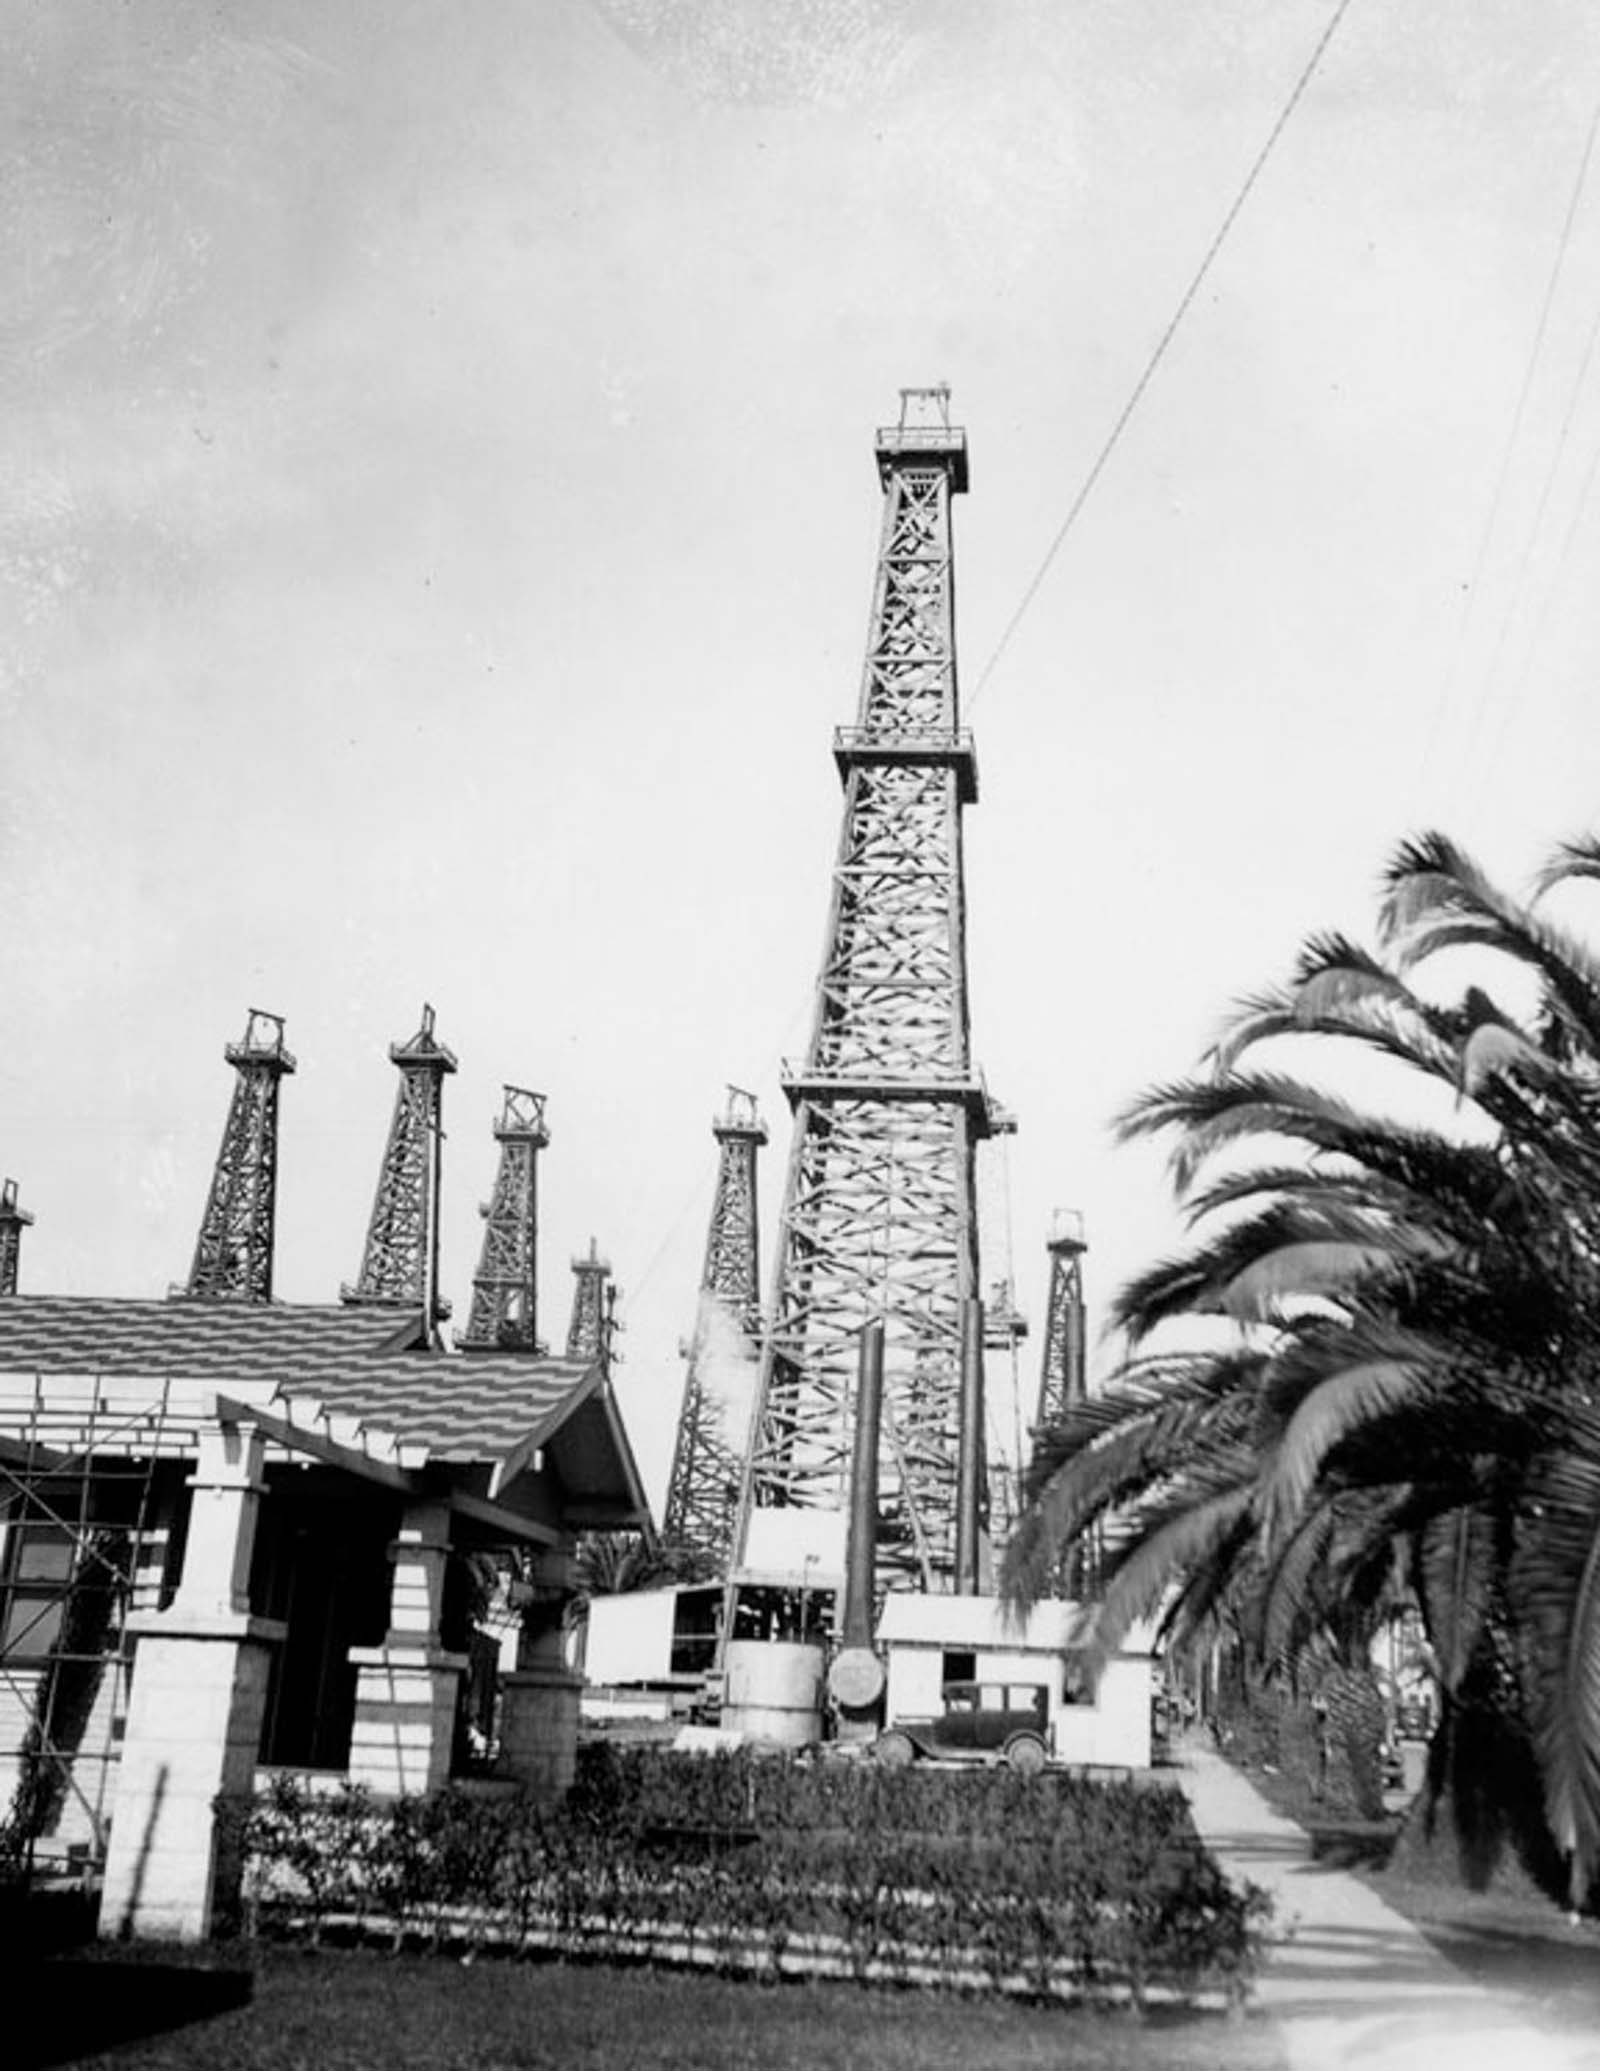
(1005, 1383, 1259, 1610)
(1110, 1199, 1425, 1338)
(1257, 1503, 1338, 1669)
(1089, 1480, 1258, 1665)
(1531, 835, 1600, 902)
(1511, 1440, 1600, 1897)
(1415, 1503, 1498, 1694)
(1381, 831, 1600, 1053)
(1221, 1237, 1437, 1322)
(1261, 1342, 1444, 1536)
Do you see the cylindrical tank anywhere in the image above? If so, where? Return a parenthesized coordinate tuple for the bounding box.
(722, 1639, 825, 1747)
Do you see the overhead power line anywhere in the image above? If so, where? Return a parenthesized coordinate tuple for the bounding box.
(970, 0, 1357, 706)
(1417, 84, 1600, 811)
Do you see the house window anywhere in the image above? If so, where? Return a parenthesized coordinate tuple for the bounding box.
(1062, 1652, 1094, 1706)
(0, 1521, 75, 1658)
(941, 1648, 976, 1688)
(0, 1508, 132, 1663)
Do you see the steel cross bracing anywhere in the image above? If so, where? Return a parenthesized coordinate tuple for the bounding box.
(1033, 1209, 1096, 1597)
(0, 1179, 33, 1297)
(185, 1010, 296, 1303)
(459, 1086, 549, 1353)
(342, 1004, 456, 1322)
(1035, 1210, 1088, 1432)
(663, 1089, 767, 1561)
(565, 1237, 616, 1369)
(731, 389, 1008, 1594)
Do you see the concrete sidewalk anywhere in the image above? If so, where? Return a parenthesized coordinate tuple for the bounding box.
(1175, 1743, 1600, 2071)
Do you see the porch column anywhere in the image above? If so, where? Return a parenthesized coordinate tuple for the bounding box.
(497, 1549, 582, 1797)
(347, 1499, 467, 1796)
(100, 1418, 284, 1942)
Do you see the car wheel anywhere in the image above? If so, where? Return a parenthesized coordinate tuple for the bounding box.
(874, 1729, 916, 1767)
(1003, 1732, 1047, 1775)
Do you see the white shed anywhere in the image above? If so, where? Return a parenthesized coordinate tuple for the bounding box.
(874, 1593, 1156, 1770)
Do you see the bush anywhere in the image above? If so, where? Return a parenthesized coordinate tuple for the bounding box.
(228, 1749, 1268, 2007)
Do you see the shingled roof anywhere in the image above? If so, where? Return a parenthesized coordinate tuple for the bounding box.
(0, 1295, 651, 1531)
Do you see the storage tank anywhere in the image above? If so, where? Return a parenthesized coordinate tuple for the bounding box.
(722, 1638, 825, 1747)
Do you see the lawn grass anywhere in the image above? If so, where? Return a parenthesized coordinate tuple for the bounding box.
(24, 1944, 1290, 2071)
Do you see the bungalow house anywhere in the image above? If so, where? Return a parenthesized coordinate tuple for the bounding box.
(0, 1295, 649, 1940)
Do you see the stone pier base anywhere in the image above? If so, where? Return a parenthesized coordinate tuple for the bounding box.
(498, 1665, 582, 1797)
(347, 1645, 468, 1797)
(99, 1614, 283, 1942)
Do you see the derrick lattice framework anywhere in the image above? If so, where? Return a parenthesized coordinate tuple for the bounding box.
(1033, 1210, 1093, 1595)
(663, 1089, 767, 1561)
(731, 388, 1007, 1594)
(0, 1179, 32, 1297)
(343, 1004, 456, 1320)
(1034, 1210, 1088, 1433)
(459, 1086, 549, 1353)
(186, 1010, 296, 1302)
(566, 1238, 616, 1370)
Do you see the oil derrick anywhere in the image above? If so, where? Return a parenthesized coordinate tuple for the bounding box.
(342, 1004, 456, 1324)
(730, 388, 1011, 1597)
(0, 1179, 32, 1296)
(566, 1237, 617, 1370)
(185, 1010, 296, 1302)
(1035, 1211, 1087, 1431)
(1034, 1210, 1094, 1596)
(662, 1089, 767, 1562)
(458, 1087, 549, 1352)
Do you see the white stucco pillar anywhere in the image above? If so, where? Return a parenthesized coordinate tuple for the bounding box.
(346, 1499, 467, 1797)
(100, 1419, 284, 1942)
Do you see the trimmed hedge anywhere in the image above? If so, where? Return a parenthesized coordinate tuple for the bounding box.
(223, 1747, 1268, 2010)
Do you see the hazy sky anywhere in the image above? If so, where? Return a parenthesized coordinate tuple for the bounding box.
(6, 0, 1600, 1507)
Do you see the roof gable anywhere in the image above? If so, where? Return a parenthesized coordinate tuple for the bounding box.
(0, 1295, 651, 1529)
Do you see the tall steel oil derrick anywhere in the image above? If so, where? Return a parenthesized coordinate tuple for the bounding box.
(0, 1178, 32, 1296)
(663, 1089, 767, 1562)
(185, 1010, 296, 1302)
(566, 1237, 616, 1368)
(730, 387, 1010, 1597)
(1035, 1210, 1088, 1431)
(1034, 1209, 1094, 1595)
(342, 1004, 456, 1324)
(458, 1087, 549, 1352)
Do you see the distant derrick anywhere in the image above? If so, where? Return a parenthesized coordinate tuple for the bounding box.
(0, 1179, 32, 1296)
(663, 1089, 767, 1562)
(729, 388, 1011, 1596)
(1035, 1210, 1087, 1430)
(566, 1236, 617, 1371)
(342, 1004, 456, 1324)
(1034, 1209, 1094, 1596)
(186, 1010, 296, 1302)
(459, 1087, 549, 1353)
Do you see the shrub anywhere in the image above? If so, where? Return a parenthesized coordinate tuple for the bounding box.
(231, 1749, 1268, 2006)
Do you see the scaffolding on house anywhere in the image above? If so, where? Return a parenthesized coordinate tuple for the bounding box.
(0, 1374, 181, 1882)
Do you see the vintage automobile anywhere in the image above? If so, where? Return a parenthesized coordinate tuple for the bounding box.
(873, 1680, 1052, 1773)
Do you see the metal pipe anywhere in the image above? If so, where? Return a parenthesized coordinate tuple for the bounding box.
(841, 1320, 884, 1648)
(955, 1298, 984, 1595)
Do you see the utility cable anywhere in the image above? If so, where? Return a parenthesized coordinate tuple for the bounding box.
(1473, 414, 1600, 804)
(1420, 86, 1600, 811)
(1455, 276, 1600, 816)
(969, 0, 1357, 708)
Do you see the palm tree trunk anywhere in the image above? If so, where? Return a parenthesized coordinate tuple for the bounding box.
(1318, 1663, 1388, 1821)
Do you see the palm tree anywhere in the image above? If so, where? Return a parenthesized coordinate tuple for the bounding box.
(1005, 832, 1600, 1903)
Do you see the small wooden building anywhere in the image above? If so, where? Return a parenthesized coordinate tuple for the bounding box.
(876, 1593, 1156, 1770)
